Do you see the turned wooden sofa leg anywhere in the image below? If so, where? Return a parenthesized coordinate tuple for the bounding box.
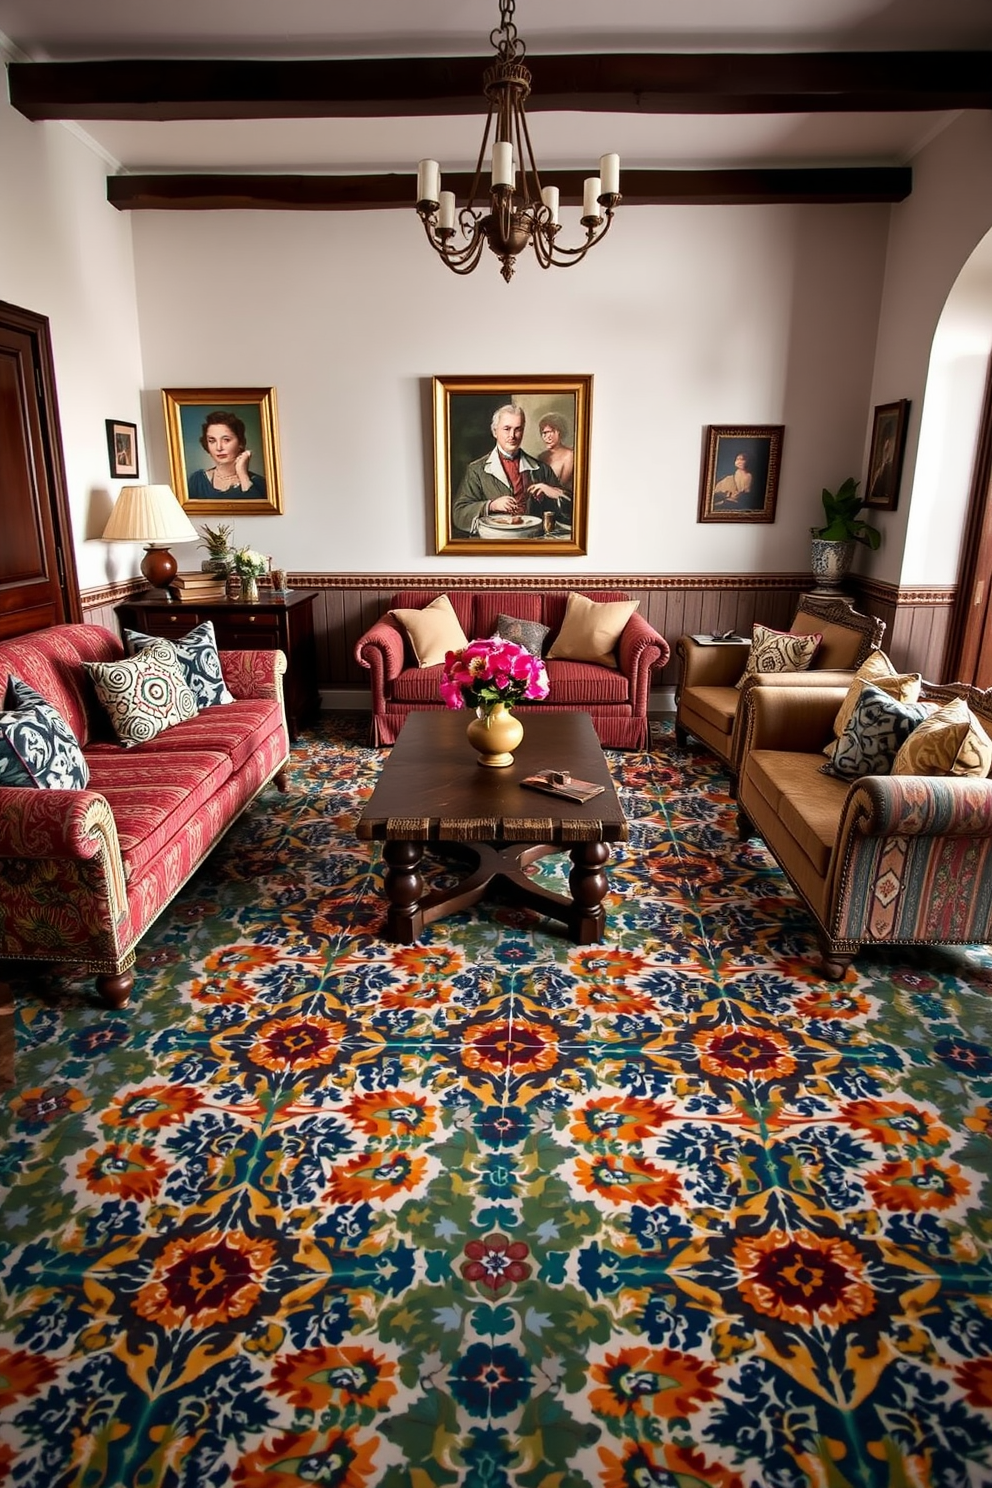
(737, 807, 755, 842)
(674, 722, 688, 748)
(274, 767, 289, 792)
(818, 939, 856, 980)
(96, 969, 135, 1008)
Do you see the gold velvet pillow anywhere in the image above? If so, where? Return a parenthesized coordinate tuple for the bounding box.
(546, 593, 639, 669)
(389, 594, 469, 668)
(891, 697, 992, 778)
(735, 623, 821, 690)
(829, 655, 921, 744)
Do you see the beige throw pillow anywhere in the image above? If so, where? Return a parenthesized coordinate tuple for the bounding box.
(735, 623, 821, 690)
(389, 594, 469, 667)
(546, 593, 638, 670)
(829, 656, 921, 745)
(891, 697, 992, 777)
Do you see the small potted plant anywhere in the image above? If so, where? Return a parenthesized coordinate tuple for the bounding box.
(198, 521, 235, 575)
(810, 477, 880, 595)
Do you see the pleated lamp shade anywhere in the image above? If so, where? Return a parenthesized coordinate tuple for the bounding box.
(102, 484, 200, 589)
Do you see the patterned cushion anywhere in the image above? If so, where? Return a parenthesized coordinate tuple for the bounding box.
(735, 623, 822, 689)
(84, 642, 198, 748)
(0, 676, 89, 789)
(828, 657, 922, 747)
(891, 697, 992, 778)
(125, 620, 234, 710)
(546, 592, 639, 670)
(494, 613, 550, 657)
(390, 594, 469, 667)
(821, 682, 930, 779)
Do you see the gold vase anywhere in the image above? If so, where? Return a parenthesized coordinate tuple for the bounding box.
(466, 701, 524, 767)
(241, 575, 259, 604)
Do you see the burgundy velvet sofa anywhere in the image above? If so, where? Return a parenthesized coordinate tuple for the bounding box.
(354, 589, 669, 749)
(0, 623, 290, 1008)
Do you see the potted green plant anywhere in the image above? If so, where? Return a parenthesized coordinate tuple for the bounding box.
(810, 477, 880, 595)
(198, 521, 235, 575)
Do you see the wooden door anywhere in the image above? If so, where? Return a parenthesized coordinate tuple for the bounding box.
(0, 299, 80, 640)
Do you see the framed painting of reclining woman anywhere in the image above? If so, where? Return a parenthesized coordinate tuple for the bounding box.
(163, 386, 284, 517)
(433, 373, 591, 556)
(698, 424, 784, 525)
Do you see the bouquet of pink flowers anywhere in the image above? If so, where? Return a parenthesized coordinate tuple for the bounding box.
(440, 636, 550, 715)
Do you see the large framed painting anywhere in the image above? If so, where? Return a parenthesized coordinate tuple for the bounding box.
(433, 374, 591, 555)
(163, 387, 284, 516)
(864, 399, 910, 511)
(697, 424, 784, 524)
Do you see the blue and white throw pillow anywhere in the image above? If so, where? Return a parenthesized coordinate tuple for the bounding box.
(0, 675, 90, 789)
(125, 619, 233, 710)
(821, 681, 930, 780)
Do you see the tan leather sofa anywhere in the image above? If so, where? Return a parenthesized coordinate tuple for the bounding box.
(674, 595, 885, 779)
(735, 679, 992, 977)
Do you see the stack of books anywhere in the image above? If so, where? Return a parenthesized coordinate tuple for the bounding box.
(168, 571, 228, 600)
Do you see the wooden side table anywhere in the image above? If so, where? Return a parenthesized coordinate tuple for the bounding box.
(115, 589, 320, 739)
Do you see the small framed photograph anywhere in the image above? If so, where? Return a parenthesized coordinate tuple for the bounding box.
(698, 425, 784, 524)
(433, 374, 591, 555)
(106, 419, 139, 479)
(162, 387, 284, 516)
(864, 399, 910, 511)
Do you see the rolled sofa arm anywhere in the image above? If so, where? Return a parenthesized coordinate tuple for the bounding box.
(618, 613, 669, 709)
(675, 636, 750, 691)
(842, 773, 992, 840)
(0, 786, 129, 928)
(218, 648, 287, 702)
(354, 618, 407, 707)
(737, 683, 848, 757)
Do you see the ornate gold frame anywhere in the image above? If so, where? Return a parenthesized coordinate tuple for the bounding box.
(163, 386, 284, 516)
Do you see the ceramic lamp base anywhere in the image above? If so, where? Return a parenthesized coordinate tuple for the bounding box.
(141, 545, 178, 589)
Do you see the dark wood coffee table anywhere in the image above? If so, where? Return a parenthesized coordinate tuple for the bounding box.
(356, 711, 628, 944)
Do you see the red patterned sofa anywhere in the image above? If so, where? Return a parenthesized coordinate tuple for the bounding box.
(354, 589, 669, 749)
(0, 623, 290, 1008)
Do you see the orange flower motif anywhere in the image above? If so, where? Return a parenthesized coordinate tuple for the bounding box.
(954, 1358, 992, 1407)
(695, 1024, 796, 1080)
(102, 1083, 201, 1131)
(78, 1142, 170, 1201)
(794, 988, 870, 1020)
(574, 1153, 682, 1208)
(864, 1158, 970, 1212)
(342, 1091, 437, 1139)
(571, 1097, 676, 1145)
(327, 1151, 428, 1204)
(234, 1427, 379, 1488)
(191, 975, 255, 1005)
(735, 1229, 875, 1327)
(271, 1347, 397, 1412)
(840, 1100, 951, 1150)
(574, 984, 656, 1016)
(249, 1015, 346, 1072)
(461, 1020, 559, 1079)
(965, 1105, 992, 1140)
(387, 946, 464, 979)
(461, 1233, 532, 1296)
(11, 1084, 88, 1124)
(599, 1439, 744, 1488)
(589, 1345, 720, 1419)
(134, 1229, 275, 1329)
(0, 1347, 58, 1407)
(379, 978, 457, 1010)
(569, 948, 648, 981)
(203, 944, 284, 974)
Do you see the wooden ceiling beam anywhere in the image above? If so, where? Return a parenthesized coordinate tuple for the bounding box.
(11, 52, 991, 122)
(107, 167, 912, 211)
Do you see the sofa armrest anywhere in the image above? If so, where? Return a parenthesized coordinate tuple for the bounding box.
(842, 774, 992, 840)
(676, 636, 750, 692)
(219, 648, 287, 702)
(0, 786, 128, 923)
(617, 613, 669, 708)
(354, 618, 407, 708)
(737, 683, 848, 758)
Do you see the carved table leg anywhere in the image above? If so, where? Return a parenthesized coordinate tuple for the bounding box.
(382, 840, 426, 943)
(567, 841, 611, 943)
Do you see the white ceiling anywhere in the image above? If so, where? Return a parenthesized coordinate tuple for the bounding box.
(1, 0, 990, 177)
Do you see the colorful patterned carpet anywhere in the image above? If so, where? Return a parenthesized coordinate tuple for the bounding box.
(4, 715, 992, 1488)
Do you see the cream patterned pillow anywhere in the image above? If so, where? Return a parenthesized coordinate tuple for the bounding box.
(546, 593, 639, 669)
(891, 697, 992, 778)
(85, 641, 197, 747)
(735, 623, 822, 690)
(389, 594, 469, 667)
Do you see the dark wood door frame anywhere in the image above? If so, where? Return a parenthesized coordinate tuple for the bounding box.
(946, 352, 992, 684)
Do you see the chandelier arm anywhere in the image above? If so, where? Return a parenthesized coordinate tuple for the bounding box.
(419, 212, 488, 274)
(516, 101, 545, 205)
(466, 107, 496, 212)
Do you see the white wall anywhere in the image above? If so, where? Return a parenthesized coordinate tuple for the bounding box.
(132, 198, 890, 579)
(0, 93, 145, 591)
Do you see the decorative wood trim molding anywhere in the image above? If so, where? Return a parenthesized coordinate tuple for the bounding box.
(81, 577, 151, 610)
(287, 572, 817, 592)
(855, 577, 956, 609)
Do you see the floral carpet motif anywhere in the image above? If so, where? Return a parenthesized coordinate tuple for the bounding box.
(4, 716, 992, 1487)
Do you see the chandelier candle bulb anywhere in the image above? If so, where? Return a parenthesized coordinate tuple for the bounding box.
(492, 141, 514, 188)
(541, 186, 560, 224)
(438, 191, 456, 231)
(582, 177, 602, 220)
(600, 153, 620, 197)
(417, 159, 440, 206)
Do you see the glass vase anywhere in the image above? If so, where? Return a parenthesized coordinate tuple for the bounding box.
(465, 701, 524, 767)
(241, 574, 259, 604)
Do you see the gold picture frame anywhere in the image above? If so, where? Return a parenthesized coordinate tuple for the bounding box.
(433, 374, 591, 555)
(163, 387, 284, 516)
(697, 424, 784, 524)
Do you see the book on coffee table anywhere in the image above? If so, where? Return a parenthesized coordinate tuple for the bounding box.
(521, 769, 605, 803)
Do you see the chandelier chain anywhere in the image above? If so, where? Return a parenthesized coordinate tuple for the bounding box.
(490, 0, 525, 62)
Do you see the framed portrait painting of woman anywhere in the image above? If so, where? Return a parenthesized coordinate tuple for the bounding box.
(698, 425, 784, 524)
(163, 387, 284, 516)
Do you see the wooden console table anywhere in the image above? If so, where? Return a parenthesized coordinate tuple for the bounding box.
(115, 589, 320, 739)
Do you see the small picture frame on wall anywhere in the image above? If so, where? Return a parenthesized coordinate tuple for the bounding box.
(433, 373, 591, 556)
(163, 387, 284, 516)
(698, 425, 784, 524)
(864, 399, 910, 511)
(106, 419, 139, 479)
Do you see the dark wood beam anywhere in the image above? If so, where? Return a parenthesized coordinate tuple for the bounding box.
(107, 167, 912, 212)
(11, 52, 991, 122)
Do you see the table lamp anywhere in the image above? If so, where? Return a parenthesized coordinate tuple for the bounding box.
(101, 484, 200, 591)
